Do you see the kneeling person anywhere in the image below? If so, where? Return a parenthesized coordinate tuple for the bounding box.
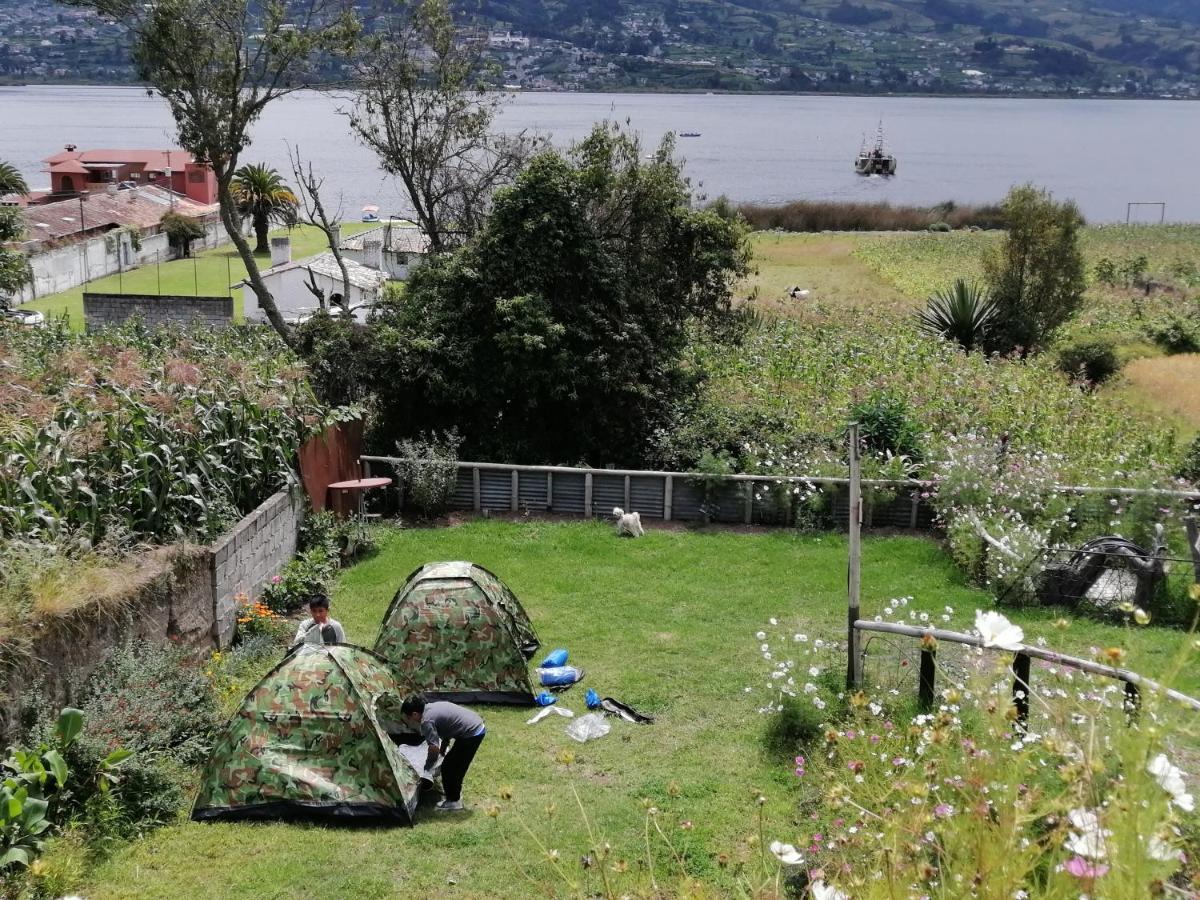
(401, 695, 485, 811)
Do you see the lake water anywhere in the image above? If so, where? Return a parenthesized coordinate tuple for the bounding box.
(1, 85, 1195, 222)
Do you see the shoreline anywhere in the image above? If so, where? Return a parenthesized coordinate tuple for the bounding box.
(1, 80, 1197, 103)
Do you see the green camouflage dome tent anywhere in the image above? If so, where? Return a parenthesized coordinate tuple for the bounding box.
(375, 561, 540, 705)
(192, 644, 421, 824)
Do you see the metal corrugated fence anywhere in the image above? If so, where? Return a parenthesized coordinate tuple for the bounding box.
(360, 457, 939, 531)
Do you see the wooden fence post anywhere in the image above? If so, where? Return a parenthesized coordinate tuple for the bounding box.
(584, 472, 593, 518)
(472, 467, 481, 512)
(744, 482, 753, 525)
(1185, 515, 1200, 584)
(624, 475, 631, 513)
(546, 471, 553, 511)
(1012, 652, 1031, 730)
(847, 424, 863, 690)
(664, 475, 673, 522)
(511, 469, 519, 513)
(1124, 680, 1141, 723)
(918, 643, 936, 711)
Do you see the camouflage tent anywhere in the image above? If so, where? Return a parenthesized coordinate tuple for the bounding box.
(375, 561, 540, 705)
(193, 644, 421, 824)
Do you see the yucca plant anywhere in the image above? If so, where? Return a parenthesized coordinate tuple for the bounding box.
(917, 278, 997, 352)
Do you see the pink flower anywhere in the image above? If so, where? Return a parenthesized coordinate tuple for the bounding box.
(271, 575, 282, 584)
(933, 804, 954, 819)
(1063, 856, 1109, 879)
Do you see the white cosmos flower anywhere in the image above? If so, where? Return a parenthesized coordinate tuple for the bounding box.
(1147, 834, 1183, 862)
(811, 881, 850, 900)
(1065, 808, 1109, 860)
(974, 609, 1024, 651)
(769, 841, 803, 865)
(756, 631, 766, 640)
(1147, 754, 1195, 812)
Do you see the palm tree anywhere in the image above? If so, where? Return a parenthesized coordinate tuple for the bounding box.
(917, 278, 998, 352)
(0, 161, 28, 197)
(230, 164, 298, 255)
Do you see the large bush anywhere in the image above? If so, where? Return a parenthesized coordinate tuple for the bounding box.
(982, 184, 1087, 354)
(365, 122, 751, 465)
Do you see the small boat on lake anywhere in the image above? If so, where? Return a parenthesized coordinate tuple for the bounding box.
(679, 131, 701, 138)
(854, 124, 897, 176)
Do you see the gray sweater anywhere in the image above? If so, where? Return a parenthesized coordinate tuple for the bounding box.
(420, 701, 486, 746)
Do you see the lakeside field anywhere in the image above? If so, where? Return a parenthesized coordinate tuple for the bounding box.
(743, 227, 1200, 439)
(74, 519, 1199, 899)
(21, 223, 377, 327)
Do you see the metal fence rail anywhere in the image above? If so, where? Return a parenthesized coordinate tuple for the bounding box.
(360, 456, 1200, 532)
(854, 619, 1200, 718)
(359, 456, 937, 529)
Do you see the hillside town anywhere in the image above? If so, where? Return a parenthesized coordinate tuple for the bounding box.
(2, 0, 1200, 96)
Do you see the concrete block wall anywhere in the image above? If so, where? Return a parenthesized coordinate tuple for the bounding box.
(83, 292, 233, 330)
(210, 489, 305, 649)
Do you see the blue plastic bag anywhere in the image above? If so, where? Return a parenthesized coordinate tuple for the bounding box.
(537, 665, 583, 687)
(534, 691, 557, 706)
(541, 648, 569, 668)
(585, 689, 600, 709)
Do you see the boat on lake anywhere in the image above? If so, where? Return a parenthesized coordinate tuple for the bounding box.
(854, 124, 897, 176)
(679, 131, 701, 138)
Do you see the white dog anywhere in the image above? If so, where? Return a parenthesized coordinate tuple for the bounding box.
(612, 507, 645, 538)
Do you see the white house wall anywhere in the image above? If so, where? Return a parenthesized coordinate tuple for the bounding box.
(15, 218, 228, 304)
(242, 267, 378, 323)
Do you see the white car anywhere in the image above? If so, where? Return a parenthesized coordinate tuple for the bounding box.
(3, 308, 45, 327)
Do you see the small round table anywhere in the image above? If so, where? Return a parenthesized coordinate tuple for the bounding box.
(326, 477, 393, 519)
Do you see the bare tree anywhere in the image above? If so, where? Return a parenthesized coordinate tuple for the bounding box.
(345, 0, 540, 255)
(289, 145, 350, 313)
(65, 0, 359, 343)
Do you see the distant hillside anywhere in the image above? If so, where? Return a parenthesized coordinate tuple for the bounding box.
(2, 0, 1198, 96)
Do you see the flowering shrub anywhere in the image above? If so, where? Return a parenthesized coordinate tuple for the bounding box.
(234, 593, 287, 640)
(258, 547, 337, 614)
(751, 606, 1200, 898)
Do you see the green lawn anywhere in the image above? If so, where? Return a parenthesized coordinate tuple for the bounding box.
(76, 519, 1197, 899)
(22, 223, 377, 328)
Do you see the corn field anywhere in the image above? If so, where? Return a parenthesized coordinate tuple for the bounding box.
(0, 321, 327, 548)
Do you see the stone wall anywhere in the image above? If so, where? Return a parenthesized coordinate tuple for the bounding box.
(83, 292, 233, 330)
(210, 489, 306, 649)
(0, 490, 304, 738)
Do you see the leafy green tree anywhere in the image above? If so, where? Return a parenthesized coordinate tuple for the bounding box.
(0, 162, 28, 197)
(365, 123, 751, 465)
(160, 211, 206, 258)
(347, 0, 539, 254)
(63, 0, 359, 343)
(982, 184, 1086, 355)
(0, 207, 30, 309)
(231, 164, 299, 255)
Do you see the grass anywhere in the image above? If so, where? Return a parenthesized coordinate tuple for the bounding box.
(1108, 353, 1200, 439)
(75, 519, 1198, 898)
(745, 232, 912, 316)
(21, 223, 377, 328)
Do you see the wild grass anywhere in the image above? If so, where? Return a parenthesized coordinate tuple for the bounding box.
(19, 223, 377, 328)
(65, 519, 1200, 899)
(737, 199, 1005, 233)
(1108, 354, 1200, 439)
(745, 233, 912, 316)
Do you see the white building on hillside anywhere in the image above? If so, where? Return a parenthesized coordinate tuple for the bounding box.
(339, 222, 431, 282)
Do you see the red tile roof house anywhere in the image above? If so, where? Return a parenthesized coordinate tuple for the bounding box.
(9, 184, 220, 303)
(41, 147, 218, 205)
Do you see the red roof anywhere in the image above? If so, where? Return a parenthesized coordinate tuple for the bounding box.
(44, 148, 201, 173)
(18, 185, 217, 244)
